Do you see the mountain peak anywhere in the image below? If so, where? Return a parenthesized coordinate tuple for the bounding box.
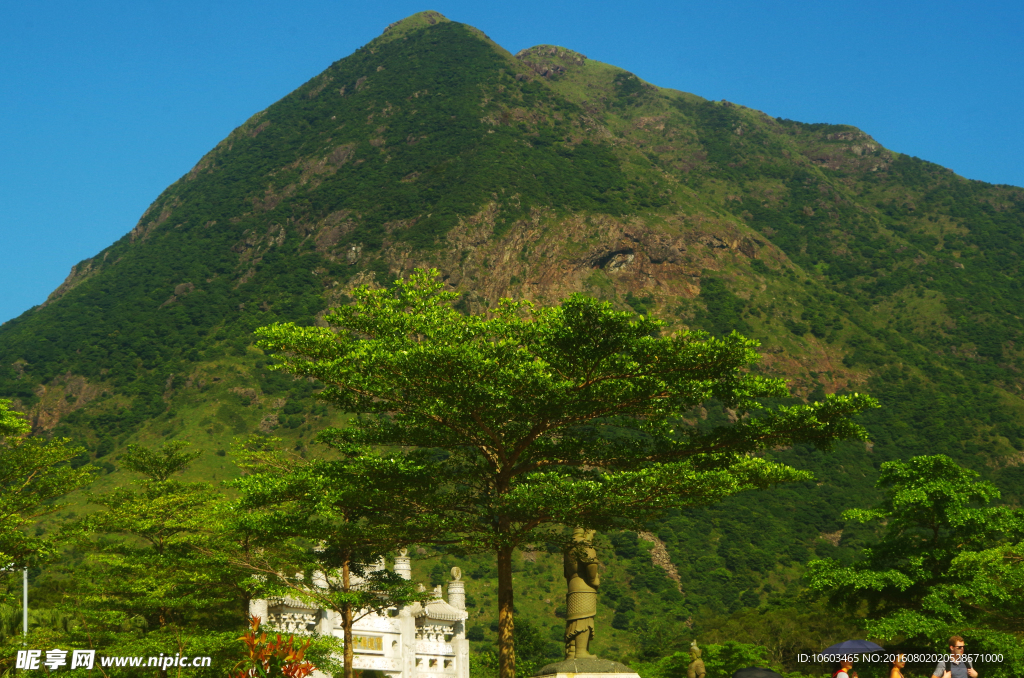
(375, 11, 450, 44)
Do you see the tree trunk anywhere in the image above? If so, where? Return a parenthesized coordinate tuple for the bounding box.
(342, 557, 354, 678)
(497, 545, 516, 678)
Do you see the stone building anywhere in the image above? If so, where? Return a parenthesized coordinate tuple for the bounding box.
(249, 551, 470, 678)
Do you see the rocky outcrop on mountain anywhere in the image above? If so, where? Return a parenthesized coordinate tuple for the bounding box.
(514, 45, 587, 79)
(29, 372, 102, 432)
(43, 258, 100, 306)
(638, 531, 683, 593)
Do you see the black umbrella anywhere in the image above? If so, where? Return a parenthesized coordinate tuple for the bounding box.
(732, 668, 783, 678)
(821, 639, 886, 659)
(822, 640, 885, 654)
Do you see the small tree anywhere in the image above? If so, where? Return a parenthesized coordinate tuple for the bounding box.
(67, 441, 246, 674)
(255, 269, 878, 678)
(0, 400, 95, 673)
(0, 399, 95, 567)
(230, 436, 439, 678)
(806, 454, 1024, 676)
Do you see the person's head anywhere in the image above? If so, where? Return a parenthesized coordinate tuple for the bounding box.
(891, 653, 906, 668)
(840, 659, 854, 670)
(949, 635, 965, 656)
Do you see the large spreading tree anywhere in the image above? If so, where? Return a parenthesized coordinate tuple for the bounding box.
(255, 269, 878, 678)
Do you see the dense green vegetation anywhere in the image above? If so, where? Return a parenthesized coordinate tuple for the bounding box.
(807, 455, 1024, 677)
(2, 10, 1023, 677)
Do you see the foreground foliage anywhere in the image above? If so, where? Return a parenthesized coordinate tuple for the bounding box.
(230, 615, 316, 678)
(230, 435, 435, 678)
(56, 441, 246, 675)
(0, 400, 95, 569)
(807, 454, 1024, 677)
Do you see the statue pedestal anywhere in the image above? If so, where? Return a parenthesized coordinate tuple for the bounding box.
(534, 658, 640, 678)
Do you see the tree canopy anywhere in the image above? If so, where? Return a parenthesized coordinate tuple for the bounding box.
(254, 269, 878, 678)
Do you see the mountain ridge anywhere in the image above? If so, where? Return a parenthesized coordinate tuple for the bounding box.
(5, 7, 1022, 472)
(6, 7, 1023, 486)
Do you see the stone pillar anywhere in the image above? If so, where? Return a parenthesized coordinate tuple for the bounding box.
(447, 567, 465, 612)
(395, 549, 412, 580)
(453, 636, 470, 678)
(248, 598, 268, 623)
(317, 608, 334, 635)
(399, 606, 416, 678)
(450, 565, 468, 678)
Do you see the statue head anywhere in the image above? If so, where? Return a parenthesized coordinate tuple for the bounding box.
(451, 566, 462, 581)
(689, 640, 701, 659)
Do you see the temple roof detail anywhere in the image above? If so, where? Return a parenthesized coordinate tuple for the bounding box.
(407, 595, 468, 623)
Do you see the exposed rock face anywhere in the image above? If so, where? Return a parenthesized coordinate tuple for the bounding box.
(387, 203, 782, 315)
(130, 197, 181, 243)
(819, 529, 843, 547)
(230, 387, 261, 406)
(30, 372, 101, 432)
(161, 282, 196, 307)
(382, 10, 447, 36)
(259, 413, 279, 433)
(638, 531, 683, 593)
(514, 45, 587, 79)
(43, 259, 98, 306)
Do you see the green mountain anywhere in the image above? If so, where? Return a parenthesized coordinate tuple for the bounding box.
(3, 10, 1024, 667)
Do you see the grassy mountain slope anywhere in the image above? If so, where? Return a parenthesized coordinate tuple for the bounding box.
(2, 10, 1023, 664)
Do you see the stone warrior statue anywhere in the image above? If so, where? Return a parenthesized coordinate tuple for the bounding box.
(563, 528, 599, 659)
(687, 641, 706, 678)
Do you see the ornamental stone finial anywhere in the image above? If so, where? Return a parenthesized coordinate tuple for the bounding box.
(395, 549, 412, 580)
(448, 568, 466, 610)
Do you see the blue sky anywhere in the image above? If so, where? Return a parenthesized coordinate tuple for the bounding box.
(2, 0, 1022, 325)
